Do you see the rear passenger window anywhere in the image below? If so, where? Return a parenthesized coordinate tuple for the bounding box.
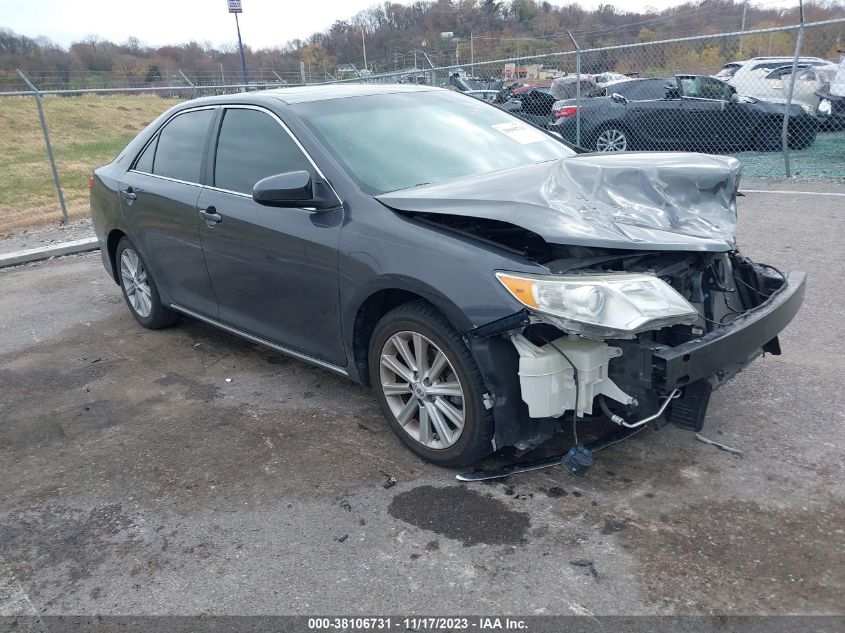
(214, 108, 312, 195)
(152, 109, 214, 183)
(134, 136, 156, 173)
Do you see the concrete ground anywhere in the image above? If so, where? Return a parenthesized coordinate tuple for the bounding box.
(0, 182, 843, 617)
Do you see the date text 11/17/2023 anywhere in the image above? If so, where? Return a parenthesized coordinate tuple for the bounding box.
(307, 617, 529, 630)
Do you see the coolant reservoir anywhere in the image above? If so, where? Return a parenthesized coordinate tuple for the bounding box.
(511, 334, 632, 418)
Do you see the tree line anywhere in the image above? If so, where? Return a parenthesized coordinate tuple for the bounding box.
(1, 0, 843, 90)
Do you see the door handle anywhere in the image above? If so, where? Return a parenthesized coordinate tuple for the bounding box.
(119, 187, 137, 202)
(199, 207, 222, 224)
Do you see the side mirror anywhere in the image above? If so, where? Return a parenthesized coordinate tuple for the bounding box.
(253, 171, 338, 210)
(665, 87, 680, 99)
(729, 92, 740, 103)
(610, 92, 628, 104)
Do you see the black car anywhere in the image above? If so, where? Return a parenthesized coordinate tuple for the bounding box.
(496, 79, 596, 128)
(552, 75, 819, 152)
(90, 85, 804, 468)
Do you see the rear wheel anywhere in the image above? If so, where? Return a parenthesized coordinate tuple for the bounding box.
(368, 301, 494, 468)
(754, 120, 782, 151)
(594, 126, 629, 151)
(788, 122, 816, 150)
(115, 237, 179, 329)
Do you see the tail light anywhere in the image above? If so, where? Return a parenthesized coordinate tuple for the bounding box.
(554, 105, 579, 119)
(87, 176, 94, 189)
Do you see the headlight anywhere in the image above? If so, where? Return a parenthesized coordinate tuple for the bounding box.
(819, 99, 832, 116)
(496, 271, 699, 339)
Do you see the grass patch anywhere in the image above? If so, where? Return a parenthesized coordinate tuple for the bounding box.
(0, 93, 180, 235)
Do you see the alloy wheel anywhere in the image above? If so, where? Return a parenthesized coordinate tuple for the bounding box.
(379, 330, 466, 450)
(120, 248, 152, 318)
(596, 128, 628, 151)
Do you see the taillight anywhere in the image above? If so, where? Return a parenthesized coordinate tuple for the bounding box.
(554, 105, 579, 119)
(87, 176, 94, 189)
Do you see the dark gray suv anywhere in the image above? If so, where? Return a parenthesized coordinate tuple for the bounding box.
(90, 84, 805, 467)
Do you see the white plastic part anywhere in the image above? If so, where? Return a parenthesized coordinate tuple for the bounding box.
(511, 333, 634, 418)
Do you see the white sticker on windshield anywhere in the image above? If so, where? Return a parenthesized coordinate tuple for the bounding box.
(492, 121, 548, 144)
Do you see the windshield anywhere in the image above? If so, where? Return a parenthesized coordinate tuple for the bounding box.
(716, 64, 741, 78)
(293, 90, 574, 194)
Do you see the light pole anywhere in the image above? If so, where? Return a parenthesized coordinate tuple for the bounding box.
(361, 27, 368, 71)
(227, 0, 248, 86)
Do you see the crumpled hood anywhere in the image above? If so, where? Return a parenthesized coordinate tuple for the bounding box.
(376, 152, 741, 252)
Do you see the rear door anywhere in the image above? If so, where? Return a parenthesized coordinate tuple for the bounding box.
(196, 106, 346, 366)
(119, 107, 218, 317)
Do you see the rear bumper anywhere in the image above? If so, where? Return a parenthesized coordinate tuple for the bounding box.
(653, 271, 806, 391)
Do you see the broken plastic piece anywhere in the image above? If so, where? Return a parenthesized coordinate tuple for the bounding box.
(695, 433, 743, 455)
(563, 443, 593, 476)
(455, 426, 643, 482)
(383, 476, 397, 489)
(570, 558, 600, 580)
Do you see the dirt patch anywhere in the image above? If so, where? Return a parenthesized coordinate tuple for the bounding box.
(388, 485, 530, 547)
(154, 372, 221, 402)
(619, 500, 845, 614)
(0, 504, 138, 593)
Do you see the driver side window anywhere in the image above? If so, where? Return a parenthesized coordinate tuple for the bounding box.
(214, 108, 313, 195)
(682, 77, 732, 101)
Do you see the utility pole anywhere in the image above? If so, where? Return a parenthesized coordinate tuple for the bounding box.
(470, 32, 474, 68)
(782, 0, 805, 178)
(738, 1, 748, 55)
(227, 1, 248, 86)
(361, 27, 367, 71)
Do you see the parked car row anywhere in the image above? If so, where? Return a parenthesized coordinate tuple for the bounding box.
(551, 74, 819, 153)
(480, 67, 829, 153)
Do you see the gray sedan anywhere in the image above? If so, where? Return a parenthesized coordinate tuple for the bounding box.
(90, 85, 804, 467)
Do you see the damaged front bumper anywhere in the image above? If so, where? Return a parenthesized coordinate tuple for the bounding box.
(652, 271, 805, 392)
(468, 267, 806, 450)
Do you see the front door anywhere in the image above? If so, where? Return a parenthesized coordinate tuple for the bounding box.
(679, 76, 735, 149)
(197, 106, 346, 366)
(120, 107, 218, 318)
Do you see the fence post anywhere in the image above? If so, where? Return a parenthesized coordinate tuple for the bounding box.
(16, 69, 68, 224)
(568, 32, 582, 147)
(178, 69, 196, 98)
(782, 3, 805, 178)
(575, 50, 582, 147)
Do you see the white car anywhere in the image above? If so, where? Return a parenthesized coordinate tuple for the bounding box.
(724, 57, 829, 95)
(748, 64, 839, 109)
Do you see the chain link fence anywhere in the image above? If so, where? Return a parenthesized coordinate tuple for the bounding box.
(0, 19, 842, 234)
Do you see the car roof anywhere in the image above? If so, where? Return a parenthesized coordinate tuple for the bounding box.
(191, 83, 439, 107)
(605, 76, 669, 86)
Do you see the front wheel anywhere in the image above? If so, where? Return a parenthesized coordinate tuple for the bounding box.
(368, 301, 494, 468)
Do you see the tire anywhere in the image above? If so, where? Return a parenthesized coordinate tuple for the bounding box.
(754, 120, 782, 151)
(115, 237, 179, 330)
(593, 125, 630, 152)
(368, 301, 494, 468)
(787, 123, 816, 150)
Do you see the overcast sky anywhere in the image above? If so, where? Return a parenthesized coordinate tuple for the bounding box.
(1, 0, 803, 49)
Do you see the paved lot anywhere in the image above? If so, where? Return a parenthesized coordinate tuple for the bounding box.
(1, 184, 843, 616)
